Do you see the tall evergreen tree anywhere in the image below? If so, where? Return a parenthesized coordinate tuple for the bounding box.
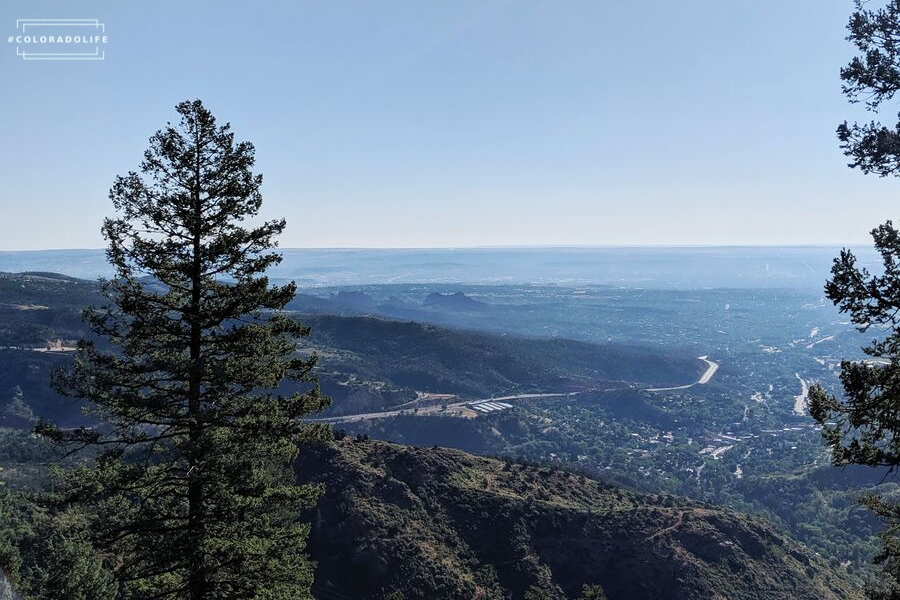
(37, 100, 330, 600)
(810, 1, 900, 596)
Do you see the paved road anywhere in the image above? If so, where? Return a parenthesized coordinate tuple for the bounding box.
(793, 373, 809, 416)
(315, 356, 719, 423)
(313, 392, 576, 424)
(645, 356, 718, 392)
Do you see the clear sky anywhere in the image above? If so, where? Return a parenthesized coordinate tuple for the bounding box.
(0, 0, 895, 249)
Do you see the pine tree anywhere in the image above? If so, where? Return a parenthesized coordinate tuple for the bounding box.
(37, 100, 330, 600)
(809, 2, 900, 596)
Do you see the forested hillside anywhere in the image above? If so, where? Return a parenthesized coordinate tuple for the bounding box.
(299, 437, 862, 600)
(0, 273, 704, 422)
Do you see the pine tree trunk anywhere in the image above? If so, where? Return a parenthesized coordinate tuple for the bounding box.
(188, 138, 206, 600)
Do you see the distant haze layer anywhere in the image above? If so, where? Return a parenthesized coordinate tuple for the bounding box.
(0, 247, 880, 289)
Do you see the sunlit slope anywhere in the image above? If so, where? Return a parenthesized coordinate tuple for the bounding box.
(299, 438, 862, 600)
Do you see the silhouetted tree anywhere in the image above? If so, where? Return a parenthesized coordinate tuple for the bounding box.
(37, 100, 330, 600)
(810, 2, 900, 596)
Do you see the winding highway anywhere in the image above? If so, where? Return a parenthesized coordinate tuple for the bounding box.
(645, 356, 719, 392)
(313, 356, 719, 424)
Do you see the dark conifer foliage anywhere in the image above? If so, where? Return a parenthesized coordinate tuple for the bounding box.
(811, 1, 900, 596)
(811, 223, 900, 468)
(36, 100, 330, 600)
(838, 1, 900, 176)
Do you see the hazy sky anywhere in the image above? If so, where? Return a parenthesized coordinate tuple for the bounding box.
(0, 1, 895, 249)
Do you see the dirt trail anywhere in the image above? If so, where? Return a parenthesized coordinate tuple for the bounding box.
(646, 510, 686, 540)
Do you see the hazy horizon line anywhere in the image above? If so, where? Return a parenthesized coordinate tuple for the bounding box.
(0, 243, 873, 253)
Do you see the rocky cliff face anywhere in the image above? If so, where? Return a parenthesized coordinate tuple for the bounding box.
(297, 438, 861, 600)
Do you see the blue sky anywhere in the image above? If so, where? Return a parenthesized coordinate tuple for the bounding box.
(0, 1, 894, 249)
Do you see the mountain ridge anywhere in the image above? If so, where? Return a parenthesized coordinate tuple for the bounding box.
(298, 437, 862, 600)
